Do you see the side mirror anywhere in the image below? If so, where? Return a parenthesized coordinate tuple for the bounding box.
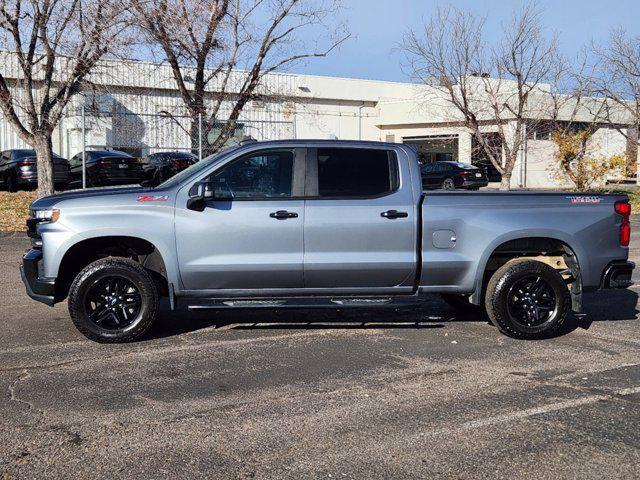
(187, 181, 215, 212)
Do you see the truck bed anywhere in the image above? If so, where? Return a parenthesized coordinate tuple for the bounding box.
(418, 190, 629, 295)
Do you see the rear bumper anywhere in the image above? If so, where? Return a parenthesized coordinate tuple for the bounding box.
(600, 261, 635, 289)
(461, 179, 488, 188)
(20, 249, 55, 306)
(97, 172, 145, 186)
(17, 172, 70, 185)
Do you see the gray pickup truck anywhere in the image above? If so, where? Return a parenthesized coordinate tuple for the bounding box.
(21, 140, 634, 343)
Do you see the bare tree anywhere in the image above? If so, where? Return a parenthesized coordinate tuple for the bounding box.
(402, 4, 560, 190)
(128, 0, 347, 155)
(0, 0, 129, 196)
(591, 28, 640, 178)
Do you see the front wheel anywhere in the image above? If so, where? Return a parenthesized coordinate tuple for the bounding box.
(485, 259, 570, 339)
(68, 258, 159, 343)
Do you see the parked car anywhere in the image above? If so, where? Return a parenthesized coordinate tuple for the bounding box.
(0, 149, 70, 192)
(141, 151, 198, 186)
(473, 158, 503, 183)
(21, 140, 633, 343)
(421, 161, 488, 190)
(68, 150, 145, 188)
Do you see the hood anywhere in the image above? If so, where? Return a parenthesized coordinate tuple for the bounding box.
(30, 185, 153, 209)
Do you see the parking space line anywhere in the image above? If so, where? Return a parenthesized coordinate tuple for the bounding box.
(456, 385, 640, 432)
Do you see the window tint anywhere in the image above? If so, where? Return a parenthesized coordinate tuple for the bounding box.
(209, 149, 294, 199)
(316, 148, 396, 197)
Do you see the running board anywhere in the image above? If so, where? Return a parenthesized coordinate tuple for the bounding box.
(186, 295, 414, 310)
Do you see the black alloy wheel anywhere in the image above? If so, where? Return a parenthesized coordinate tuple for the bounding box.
(68, 257, 159, 342)
(84, 276, 142, 330)
(506, 275, 558, 328)
(485, 259, 570, 339)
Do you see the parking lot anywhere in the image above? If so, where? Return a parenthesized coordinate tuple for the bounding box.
(1, 225, 640, 479)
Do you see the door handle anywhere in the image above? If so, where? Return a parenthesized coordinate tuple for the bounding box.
(381, 210, 409, 219)
(269, 210, 299, 220)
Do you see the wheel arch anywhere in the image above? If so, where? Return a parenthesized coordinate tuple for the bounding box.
(471, 234, 583, 311)
(55, 235, 170, 302)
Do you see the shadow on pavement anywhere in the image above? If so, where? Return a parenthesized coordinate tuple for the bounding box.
(149, 297, 460, 340)
(147, 289, 639, 341)
(565, 289, 640, 333)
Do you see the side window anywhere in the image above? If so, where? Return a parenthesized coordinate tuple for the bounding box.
(209, 149, 294, 199)
(315, 148, 397, 198)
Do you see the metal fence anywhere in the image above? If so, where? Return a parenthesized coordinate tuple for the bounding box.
(52, 102, 296, 187)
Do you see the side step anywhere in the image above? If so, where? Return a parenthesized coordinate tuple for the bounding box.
(186, 296, 413, 311)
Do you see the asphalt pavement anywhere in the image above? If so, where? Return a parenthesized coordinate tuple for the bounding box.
(1, 221, 640, 479)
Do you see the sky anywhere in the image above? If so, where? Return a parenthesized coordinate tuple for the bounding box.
(293, 0, 640, 83)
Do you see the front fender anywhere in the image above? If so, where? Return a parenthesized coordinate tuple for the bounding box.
(41, 205, 179, 288)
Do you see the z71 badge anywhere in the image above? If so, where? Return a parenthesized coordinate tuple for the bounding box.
(567, 196, 602, 204)
(137, 195, 169, 202)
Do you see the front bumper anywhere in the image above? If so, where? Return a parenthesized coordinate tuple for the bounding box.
(601, 261, 635, 289)
(20, 249, 56, 306)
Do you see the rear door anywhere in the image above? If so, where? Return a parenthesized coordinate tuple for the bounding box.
(302, 147, 417, 291)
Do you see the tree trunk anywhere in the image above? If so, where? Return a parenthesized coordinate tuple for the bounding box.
(500, 173, 512, 191)
(33, 134, 55, 197)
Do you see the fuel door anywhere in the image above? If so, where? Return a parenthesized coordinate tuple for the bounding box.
(433, 229, 457, 249)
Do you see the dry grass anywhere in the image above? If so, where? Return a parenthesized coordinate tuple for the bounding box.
(0, 191, 37, 232)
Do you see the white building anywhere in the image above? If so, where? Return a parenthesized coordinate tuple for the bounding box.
(0, 52, 636, 188)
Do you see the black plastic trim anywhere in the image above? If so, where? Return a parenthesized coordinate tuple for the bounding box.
(600, 261, 635, 289)
(20, 249, 56, 306)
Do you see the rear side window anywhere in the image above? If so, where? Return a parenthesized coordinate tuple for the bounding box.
(316, 148, 397, 197)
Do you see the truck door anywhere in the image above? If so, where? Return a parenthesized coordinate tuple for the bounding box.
(175, 148, 305, 291)
(302, 147, 417, 291)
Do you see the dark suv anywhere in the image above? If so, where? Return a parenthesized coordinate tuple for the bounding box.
(0, 149, 70, 191)
(142, 151, 197, 186)
(68, 150, 145, 188)
(421, 161, 488, 190)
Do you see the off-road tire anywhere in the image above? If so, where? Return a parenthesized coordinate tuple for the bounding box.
(68, 257, 159, 343)
(485, 259, 570, 339)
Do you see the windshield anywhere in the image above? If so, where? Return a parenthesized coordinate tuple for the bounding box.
(156, 146, 242, 189)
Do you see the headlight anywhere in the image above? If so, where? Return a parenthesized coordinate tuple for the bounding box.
(31, 208, 60, 224)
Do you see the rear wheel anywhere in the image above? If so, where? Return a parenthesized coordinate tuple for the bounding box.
(442, 178, 455, 190)
(485, 259, 570, 339)
(68, 258, 159, 343)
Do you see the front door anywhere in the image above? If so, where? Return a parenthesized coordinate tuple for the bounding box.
(303, 147, 417, 291)
(175, 148, 305, 291)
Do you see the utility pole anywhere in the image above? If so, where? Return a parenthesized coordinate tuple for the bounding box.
(81, 101, 86, 189)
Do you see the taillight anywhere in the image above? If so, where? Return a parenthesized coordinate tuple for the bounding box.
(615, 201, 631, 247)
